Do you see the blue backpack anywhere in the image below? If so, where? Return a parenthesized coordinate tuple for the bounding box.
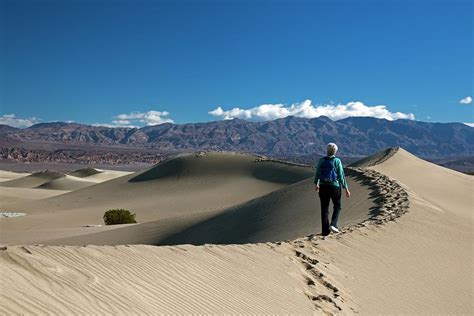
(319, 157, 338, 183)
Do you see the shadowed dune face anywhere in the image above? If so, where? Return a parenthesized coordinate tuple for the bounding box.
(44, 175, 376, 246)
(157, 176, 375, 246)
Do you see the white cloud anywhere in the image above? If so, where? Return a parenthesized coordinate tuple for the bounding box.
(95, 110, 174, 128)
(209, 100, 415, 121)
(113, 110, 174, 126)
(459, 96, 472, 104)
(92, 123, 138, 128)
(464, 123, 474, 127)
(0, 114, 41, 128)
(111, 119, 132, 125)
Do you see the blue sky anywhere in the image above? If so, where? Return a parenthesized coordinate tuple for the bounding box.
(1, 0, 473, 128)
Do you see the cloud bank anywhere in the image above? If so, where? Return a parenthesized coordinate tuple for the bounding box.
(0, 114, 41, 128)
(459, 96, 472, 104)
(209, 100, 415, 121)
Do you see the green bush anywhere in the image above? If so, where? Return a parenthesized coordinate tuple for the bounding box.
(103, 209, 137, 225)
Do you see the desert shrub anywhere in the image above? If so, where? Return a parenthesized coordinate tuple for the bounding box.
(103, 209, 137, 225)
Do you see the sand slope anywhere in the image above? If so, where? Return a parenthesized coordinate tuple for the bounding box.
(0, 244, 318, 314)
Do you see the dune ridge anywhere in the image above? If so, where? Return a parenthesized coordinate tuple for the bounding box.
(349, 146, 399, 168)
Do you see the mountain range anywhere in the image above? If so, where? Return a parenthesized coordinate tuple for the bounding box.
(1, 116, 473, 159)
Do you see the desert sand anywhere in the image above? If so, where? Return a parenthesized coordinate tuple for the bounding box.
(0, 149, 472, 314)
(0, 152, 373, 245)
(0, 170, 30, 182)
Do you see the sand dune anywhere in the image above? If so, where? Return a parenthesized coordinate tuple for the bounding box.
(1, 152, 316, 244)
(0, 168, 131, 207)
(35, 175, 97, 190)
(0, 168, 130, 190)
(1, 152, 375, 245)
(73, 168, 132, 182)
(0, 170, 65, 188)
(155, 175, 374, 245)
(0, 148, 472, 314)
(68, 167, 102, 178)
(0, 170, 30, 182)
(47, 175, 375, 246)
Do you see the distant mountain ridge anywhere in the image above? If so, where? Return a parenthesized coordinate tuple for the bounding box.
(1, 116, 473, 158)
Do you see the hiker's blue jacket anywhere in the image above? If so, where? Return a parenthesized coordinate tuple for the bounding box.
(314, 156, 348, 189)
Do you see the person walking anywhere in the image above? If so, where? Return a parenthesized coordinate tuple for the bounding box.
(314, 143, 351, 236)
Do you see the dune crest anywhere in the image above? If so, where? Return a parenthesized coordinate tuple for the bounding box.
(349, 146, 399, 168)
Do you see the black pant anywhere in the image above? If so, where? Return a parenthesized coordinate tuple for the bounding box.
(318, 185, 342, 235)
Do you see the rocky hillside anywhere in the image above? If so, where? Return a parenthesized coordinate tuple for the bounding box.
(1, 116, 473, 158)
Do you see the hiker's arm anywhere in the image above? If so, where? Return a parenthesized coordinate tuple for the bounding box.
(338, 160, 351, 197)
(314, 159, 322, 185)
(337, 160, 348, 189)
(314, 159, 321, 189)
